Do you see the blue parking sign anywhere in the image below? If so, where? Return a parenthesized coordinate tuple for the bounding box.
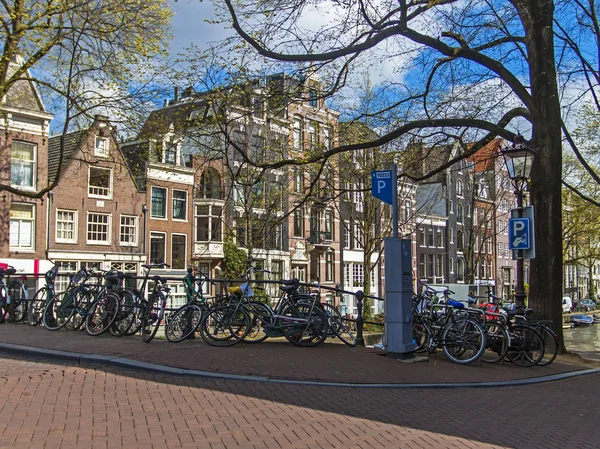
(371, 170, 394, 205)
(509, 217, 530, 250)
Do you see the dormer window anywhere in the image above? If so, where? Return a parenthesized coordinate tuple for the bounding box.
(95, 137, 109, 157)
(161, 135, 178, 165)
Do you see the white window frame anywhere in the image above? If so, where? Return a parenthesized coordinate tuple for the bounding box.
(150, 231, 167, 265)
(195, 205, 223, 242)
(56, 209, 78, 243)
(11, 141, 37, 190)
(119, 214, 138, 246)
(94, 136, 109, 157)
(172, 189, 188, 221)
(343, 220, 351, 250)
(9, 202, 35, 250)
(88, 166, 113, 199)
(87, 212, 111, 245)
(151, 186, 168, 219)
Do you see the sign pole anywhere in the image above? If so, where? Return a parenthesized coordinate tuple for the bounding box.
(392, 164, 398, 238)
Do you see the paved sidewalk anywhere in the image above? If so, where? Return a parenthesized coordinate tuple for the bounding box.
(0, 325, 593, 385)
(1, 358, 599, 449)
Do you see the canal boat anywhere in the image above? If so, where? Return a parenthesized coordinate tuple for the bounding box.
(569, 314, 595, 326)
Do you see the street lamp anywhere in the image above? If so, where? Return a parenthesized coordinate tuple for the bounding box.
(501, 135, 536, 307)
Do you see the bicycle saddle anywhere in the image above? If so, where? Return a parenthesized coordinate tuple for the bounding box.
(227, 286, 243, 295)
(0, 267, 16, 276)
(447, 299, 465, 309)
(280, 278, 300, 292)
(152, 275, 167, 284)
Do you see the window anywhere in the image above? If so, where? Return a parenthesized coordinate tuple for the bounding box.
(352, 264, 364, 287)
(419, 229, 425, 246)
(198, 168, 222, 199)
(427, 229, 434, 247)
(150, 232, 166, 265)
(449, 227, 454, 244)
(10, 203, 35, 249)
(449, 200, 454, 214)
(309, 88, 318, 107)
(323, 127, 330, 150)
(343, 221, 351, 249)
(120, 215, 137, 246)
(324, 209, 334, 240)
(467, 205, 471, 217)
(419, 254, 426, 279)
(488, 261, 494, 279)
(449, 257, 454, 274)
(404, 200, 412, 221)
(292, 265, 306, 283)
(308, 122, 318, 149)
(456, 179, 464, 196)
(436, 229, 443, 248)
(195, 205, 222, 242)
(95, 137, 108, 157)
(428, 254, 434, 281)
(293, 117, 303, 150)
(355, 225, 363, 249)
(163, 136, 178, 164)
(293, 167, 303, 193)
(173, 190, 187, 220)
(11, 141, 36, 189)
(326, 251, 334, 282)
(457, 203, 464, 223)
(269, 181, 283, 212)
(436, 255, 443, 279)
(344, 264, 351, 287)
(171, 234, 187, 270)
(487, 238, 493, 255)
(151, 187, 167, 218)
(88, 167, 112, 198)
(293, 208, 304, 237)
(457, 259, 465, 282)
(473, 208, 478, 226)
(457, 230, 464, 252)
(253, 97, 264, 119)
(56, 210, 77, 243)
(267, 223, 283, 250)
(497, 243, 503, 258)
(87, 213, 110, 244)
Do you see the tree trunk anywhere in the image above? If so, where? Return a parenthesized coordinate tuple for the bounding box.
(521, 0, 566, 351)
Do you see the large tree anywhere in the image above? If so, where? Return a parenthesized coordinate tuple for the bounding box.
(214, 0, 597, 342)
(0, 0, 172, 197)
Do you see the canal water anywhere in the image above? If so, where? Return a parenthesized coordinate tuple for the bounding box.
(563, 322, 600, 353)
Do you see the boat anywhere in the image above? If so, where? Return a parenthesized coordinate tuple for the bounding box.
(569, 314, 594, 326)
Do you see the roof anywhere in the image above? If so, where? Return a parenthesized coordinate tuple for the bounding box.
(2, 59, 46, 113)
(47, 131, 87, 183)
(468, 139, 503, 172)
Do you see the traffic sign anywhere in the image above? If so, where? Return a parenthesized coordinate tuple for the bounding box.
(371, 170, 394, 205)
(509, 217, 530, 250)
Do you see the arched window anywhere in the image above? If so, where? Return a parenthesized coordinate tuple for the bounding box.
(457, 259, 465, 282)
(198, 168, 222, 199)
(457, 230, 464, 252)
(456, 179, 464, 196)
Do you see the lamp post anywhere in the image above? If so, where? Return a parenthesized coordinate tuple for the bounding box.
(501, 135, 536, 308)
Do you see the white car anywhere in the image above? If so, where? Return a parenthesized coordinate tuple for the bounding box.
(562, 297, 573, 313)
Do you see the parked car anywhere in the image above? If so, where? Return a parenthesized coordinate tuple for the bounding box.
(562, 297, 573, 313)
(579, 299, 596, 312)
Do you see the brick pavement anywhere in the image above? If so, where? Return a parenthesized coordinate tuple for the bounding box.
(0, 325, 591, 384)
(0, 358, 598, 449)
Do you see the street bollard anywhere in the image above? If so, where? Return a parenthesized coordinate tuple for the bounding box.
(355, 290, 365, 346)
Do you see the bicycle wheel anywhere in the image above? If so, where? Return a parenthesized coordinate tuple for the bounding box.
(537, 325, 559, 366)
(280, 302, 329, 347)
(442, 317, 486, 365)
(413, 316, 430, 353)
(506, 324, 544, 367)
(140, 292, 163, 343)
(165, 304, 204, 343)
(320, 303, 340, 338)
(124, 297, 146, 336)
(7, 281, 28, 323)
(43, 291, 75, 331)
(28, 287, 50, 326)
(85, 292, 120, 336)
(243, 302, 271, 344)
(66, 288, 91, 331)
(481, 321, 510, 364)
(200, 305, 251, 347)
(110, 291, 136, 337)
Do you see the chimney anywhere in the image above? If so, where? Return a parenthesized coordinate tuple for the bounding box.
(174, 86, 180, 103)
